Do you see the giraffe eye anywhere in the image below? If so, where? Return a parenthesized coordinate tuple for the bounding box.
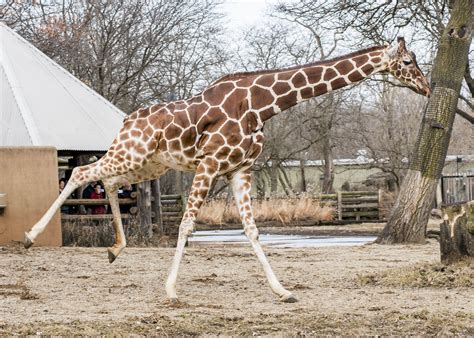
(403, 60, 412, 66)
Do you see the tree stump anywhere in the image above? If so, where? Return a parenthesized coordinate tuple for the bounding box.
(440, 202, 474, 264)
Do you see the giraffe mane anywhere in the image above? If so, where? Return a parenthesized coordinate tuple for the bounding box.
(212, 46, 385, 85)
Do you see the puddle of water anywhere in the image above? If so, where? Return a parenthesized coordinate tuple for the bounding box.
(189, 230, 376, 248)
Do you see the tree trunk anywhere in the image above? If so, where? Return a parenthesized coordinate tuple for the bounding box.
(279, 166, 293, 192)
(378, 170, 438, 242)
(151, 179, 163, 234)
(300, 160, 307, 193)
(440, 202, 474, 264)
(322, 138, 334, 194)
(277, 167, 291, 196)
(137, 181, 153, 238)
(175, 171, 183, 195)
(377, 0, 473, 244)
(270, 163, 278, 194)
(255, 170, 266, 198)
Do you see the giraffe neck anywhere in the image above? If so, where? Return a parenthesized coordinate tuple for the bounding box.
(249, 46, 387, 122)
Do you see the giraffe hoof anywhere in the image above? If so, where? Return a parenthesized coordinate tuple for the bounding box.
(24, 233, 34, 249)
(280, 293, 298, 303)
(166, 298, 189, 308)
(107, 248, 117, 264)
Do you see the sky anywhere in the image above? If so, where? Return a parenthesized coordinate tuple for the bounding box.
(221, 0, 275, 33)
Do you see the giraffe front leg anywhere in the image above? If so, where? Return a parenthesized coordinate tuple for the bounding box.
(103, 179, 126, 263)
(25, 181, 79, 248)
(165, 161, 217, 303)
(25, 162, 101, 248)
(231, 170, 297, 303)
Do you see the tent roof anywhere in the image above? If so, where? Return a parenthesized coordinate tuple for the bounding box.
(0, 22, 125, 152)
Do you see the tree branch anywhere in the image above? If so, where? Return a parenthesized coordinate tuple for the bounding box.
(456, 108, 474, 124)
(465, 59, 474, 96)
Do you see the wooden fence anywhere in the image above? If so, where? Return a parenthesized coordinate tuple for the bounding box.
(61, 187, 185, 234)
(160, 194, 186, 234)
(60, 188, 381, 234)
(318, 191, 381, 221)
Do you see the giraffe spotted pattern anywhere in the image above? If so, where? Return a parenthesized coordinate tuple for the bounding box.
(25, 38, 430, 303)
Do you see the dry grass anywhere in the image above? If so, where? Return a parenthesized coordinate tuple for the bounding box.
(2, 310, 472, 336)
(61, 217, 164, 247)
(358, 259, 474, 288)
(197, 196, 334, 225)
(0, 283, 39, 300)
(61, 196, 333, 246)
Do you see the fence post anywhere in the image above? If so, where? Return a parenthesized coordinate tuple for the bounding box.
(378, 189, 382, 220)
(440, 175, 446, 204)
(180, 194, 187, 216)
(337, 191, 342, 221)
(137, 181, 152, 238)
(463, 175, 469, 202)
(74, 154, 92, 214)
(151, 179, 163, 233)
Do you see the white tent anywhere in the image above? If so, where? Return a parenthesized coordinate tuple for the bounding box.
(0, 22, 125, 151)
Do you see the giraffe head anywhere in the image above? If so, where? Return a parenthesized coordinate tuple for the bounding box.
(383, 37, 431, 97)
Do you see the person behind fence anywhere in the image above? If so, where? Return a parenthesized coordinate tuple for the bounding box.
(81, 181, 97, 214)
(59, 178, 70, 214)
(90, 183, 106, 215)
(82, 181, 96, 199)
(59, 178, 78, 214)
(118, 184, 134, 213)
(59, 178, 66, 193)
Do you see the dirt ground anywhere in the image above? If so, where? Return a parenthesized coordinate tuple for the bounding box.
(0, 224, 473, 335)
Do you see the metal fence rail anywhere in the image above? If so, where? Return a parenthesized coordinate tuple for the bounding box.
(441, 174, 474, 204)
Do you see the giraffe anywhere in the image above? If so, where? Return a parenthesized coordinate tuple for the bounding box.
(24, 37, 430, 303)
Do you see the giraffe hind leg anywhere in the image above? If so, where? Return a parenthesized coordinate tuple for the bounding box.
(231, 170, 297, 302)
(102, 178, 127, 263)
(102, 164, 169, 263)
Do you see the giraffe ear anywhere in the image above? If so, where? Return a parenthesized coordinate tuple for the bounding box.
(397, 36, 406, 54)
(386, 43, 398, 58)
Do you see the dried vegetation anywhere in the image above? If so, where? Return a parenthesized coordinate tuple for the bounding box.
(61, 217, 173, 247)
(197, 197, 334, 225)
(358, 259, 474, 288)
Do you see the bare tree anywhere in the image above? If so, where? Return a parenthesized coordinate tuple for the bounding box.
(236, 17, 354, 195)
(277, 0, 473, 123)
(275, 0, 449, 46)
(2, 0, 226, 113)
(2, 0, 228, 197)
(348, 83, 426, 189)
(275, 0, 474, 243)
(377, 0, 473, 243)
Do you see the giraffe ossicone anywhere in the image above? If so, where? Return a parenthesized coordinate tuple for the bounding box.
(24, 37, 430, 303)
